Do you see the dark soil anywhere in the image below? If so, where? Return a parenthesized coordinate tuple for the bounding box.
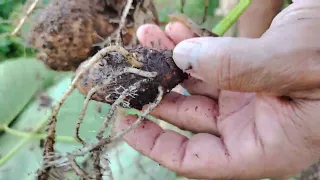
(76, 46, 188, 110)
(300, 160, 320, 180)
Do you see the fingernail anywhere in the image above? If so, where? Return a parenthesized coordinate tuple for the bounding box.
(173, 40, 203, 71)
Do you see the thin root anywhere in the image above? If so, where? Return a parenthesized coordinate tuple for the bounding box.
(11, 0, 40, 36)
(75, 74, 116, 145)
(96, 94, 124, 140)
(39, 45, 135, 179)
(100, 153, 113, 180)
(116, 0, 134, 44)
(96, 79, 149, 140)
(124, 67, 158, 78)
(70, 159, 91, 179)
(125, 53, 143, 68)
(94, 86, 164, 151)
(75, 85, 101, 145)
(66, 86, 163, 159)
(42, 86, 163, 176)
(93, 151, 103, 180)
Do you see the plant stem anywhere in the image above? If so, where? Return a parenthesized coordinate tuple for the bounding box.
(11, 0, 41, 36)
(213, 0, 251, 36)
(0, 125, 77, 143)
(0, 116, 78, 166)
(0, 118, 46, 166)
(0, 107, 156, 167)
(0, 137, 30, 166)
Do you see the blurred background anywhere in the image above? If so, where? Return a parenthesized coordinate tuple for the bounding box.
(0, 0, 308, 180)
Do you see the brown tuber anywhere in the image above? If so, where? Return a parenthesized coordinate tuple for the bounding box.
(29, 0, 158, 71)
(33, 3, 214, 179)
(76, 46, 188, 110)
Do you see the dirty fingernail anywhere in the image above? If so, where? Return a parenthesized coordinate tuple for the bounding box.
(173, 40, 203, 71)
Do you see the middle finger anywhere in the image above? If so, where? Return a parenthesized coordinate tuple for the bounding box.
(136, 22, 220, 99)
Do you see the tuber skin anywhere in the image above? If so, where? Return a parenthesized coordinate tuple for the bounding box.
(76, 46, 188, 110)
(29, 0, 158, 71)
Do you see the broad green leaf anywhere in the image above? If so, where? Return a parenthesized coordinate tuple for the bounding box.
(53, 77, 176, 180)
(183, 0, 207, 18)
(153, 0, 180, 23)
(107, 142, 176, 180)
(0, 58, 56, 126)
(154, 0, 217, 23)
(208, 0, 220, 16)
(0, 0, 25, 19)
(0, 76, 77, 180)
(0, 76, 176, 180)
(154, 0, 222, 30)
(0, 138, 43, 180)
(183, 0, 222, 29)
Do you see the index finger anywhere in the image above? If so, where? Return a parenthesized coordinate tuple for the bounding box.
(136, 24, 175, 50)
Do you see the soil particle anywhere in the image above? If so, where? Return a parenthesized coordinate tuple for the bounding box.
(39, 94, 53, 108)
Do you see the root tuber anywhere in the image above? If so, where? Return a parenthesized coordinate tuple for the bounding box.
(29, 0, 158, 71)
(76, 46, 188, 110)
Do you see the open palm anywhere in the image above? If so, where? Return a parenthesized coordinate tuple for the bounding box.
(116, 2, 320, 179)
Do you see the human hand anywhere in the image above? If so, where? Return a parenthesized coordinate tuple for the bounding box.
(116, 0, 320, 179)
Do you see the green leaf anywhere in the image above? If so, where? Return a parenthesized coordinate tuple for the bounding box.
(0, 76, 90, 180)
(154, 0, 222, 30)
(107, 142, 176, 180)
(208, 0, 220, 16)
(0, 139, 43, 180)
(0, 58, 56, 126)
(0, 0, 25, 19)
(153, 0, 180, 23)
(53, 77, 177, 180)
(183, 0, 207, 18)
(0, 76, 176, 179)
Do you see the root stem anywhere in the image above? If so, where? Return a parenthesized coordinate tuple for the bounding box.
(39, 45, 135, 179)
(116, 0, 134, 44)
(11, 0, 40, 36)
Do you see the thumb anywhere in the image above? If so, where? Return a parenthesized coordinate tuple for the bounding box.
(173, 36, 320, 95)
(173, 37, 270, 93)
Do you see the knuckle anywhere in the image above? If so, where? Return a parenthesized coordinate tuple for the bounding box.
(215, 46, 233, 90)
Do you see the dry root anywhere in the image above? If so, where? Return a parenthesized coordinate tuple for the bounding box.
(37, 42, 183, 179)
(40, 85, 164, 179)
(36, 1, 188, 179)
(76, 45, 186, 110)
(11, 0, 41, 36)
(37, 45, 135, 179)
